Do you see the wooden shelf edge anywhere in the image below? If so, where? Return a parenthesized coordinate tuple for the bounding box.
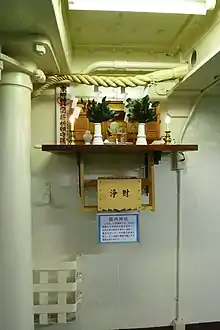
(84, 178, 150, 189)
(42, 144, 198, 153)
(82, 204, 153, 211)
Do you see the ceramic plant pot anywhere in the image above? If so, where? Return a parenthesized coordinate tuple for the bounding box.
(92, 123, 103, 145)
(136, 123, 147, 145)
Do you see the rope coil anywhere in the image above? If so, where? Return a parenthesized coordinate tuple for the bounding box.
(32, 64, 189, 98)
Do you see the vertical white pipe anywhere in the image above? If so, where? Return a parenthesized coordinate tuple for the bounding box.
(175, 168, 182, 320)
(0, 72, 34, 330)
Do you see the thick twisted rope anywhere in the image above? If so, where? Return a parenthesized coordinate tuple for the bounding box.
(32, 64, 189, 98)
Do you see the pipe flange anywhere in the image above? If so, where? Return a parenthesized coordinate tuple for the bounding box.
(33, 69, 46, 83)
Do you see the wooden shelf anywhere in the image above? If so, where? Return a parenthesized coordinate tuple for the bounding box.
(42, 144, 198, 153)
(41, 143, 198, 212)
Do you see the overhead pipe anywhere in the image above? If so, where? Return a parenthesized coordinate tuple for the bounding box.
(34, 145, 42, 149)
(81, 60, 181, 74)
(0, 53, 46, 83)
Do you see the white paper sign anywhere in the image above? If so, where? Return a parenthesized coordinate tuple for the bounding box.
(98, 212, 139, 243)
(72, 106, 81, 120)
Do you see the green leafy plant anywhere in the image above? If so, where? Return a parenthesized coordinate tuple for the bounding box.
(81, 97, 119, 123)
(125, 95, 159, 123)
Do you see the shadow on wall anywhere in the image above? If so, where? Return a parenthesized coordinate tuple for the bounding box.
(32, 153, 101, 262)
(32, 152, 148, 261)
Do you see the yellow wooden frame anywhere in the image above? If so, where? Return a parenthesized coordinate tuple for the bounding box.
(78, 153, 156, 212)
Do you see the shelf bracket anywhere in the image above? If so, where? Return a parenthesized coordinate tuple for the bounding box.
(154, 151, 162, 165)
(77, 152, 85, 200)
(144, 153, 149, 195)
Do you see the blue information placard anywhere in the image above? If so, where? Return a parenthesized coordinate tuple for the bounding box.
(98, 212, 139, 243)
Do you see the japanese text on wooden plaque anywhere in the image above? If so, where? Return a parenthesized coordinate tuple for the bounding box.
(98, 178, 141, 211)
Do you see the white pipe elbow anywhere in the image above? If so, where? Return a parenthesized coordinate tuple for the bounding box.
(32, 69, 46, 83)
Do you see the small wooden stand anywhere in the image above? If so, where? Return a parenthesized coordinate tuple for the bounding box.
(98, 178, 142, 212)
(42, 144, 198, 212)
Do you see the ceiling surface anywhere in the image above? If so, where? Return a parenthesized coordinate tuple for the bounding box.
(0, 0, 220, 94)
(67, 4, 218, 57)
(0, 0, 213, 66)
(0, 0, 71, 72)
(173, 53, 220, 95)
(68, 11, 190, 52)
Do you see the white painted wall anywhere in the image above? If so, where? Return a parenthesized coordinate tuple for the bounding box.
(31, 91, 220, 329)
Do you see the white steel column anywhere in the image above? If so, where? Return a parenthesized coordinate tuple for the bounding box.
(0, 72, 34, 330)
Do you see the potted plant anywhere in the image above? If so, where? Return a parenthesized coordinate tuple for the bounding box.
(82, 97, 119, 145)
(125, 95, 159, 145)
